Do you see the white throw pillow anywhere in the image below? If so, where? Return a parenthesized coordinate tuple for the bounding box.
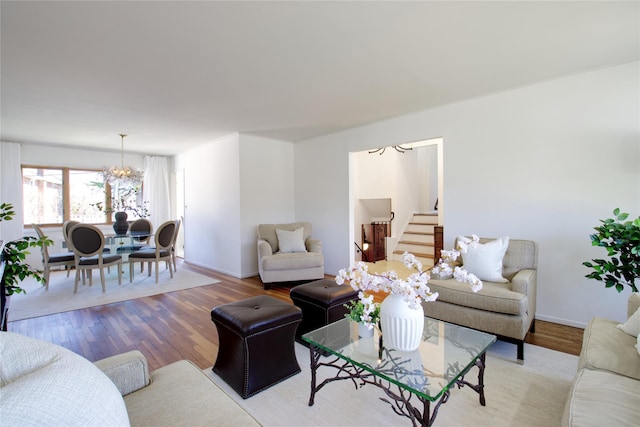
(617, 307, 640, 337)
(276, 227, 307, 253)
(458, 236, 509, 283)
(637, 333, 640, 356)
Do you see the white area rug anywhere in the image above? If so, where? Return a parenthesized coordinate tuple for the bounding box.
(9, 267, 218, 321)
(206, 341, 578, 426)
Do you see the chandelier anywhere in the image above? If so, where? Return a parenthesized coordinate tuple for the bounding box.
(102, 134, 144, 186)
(368, 145, 413, 155)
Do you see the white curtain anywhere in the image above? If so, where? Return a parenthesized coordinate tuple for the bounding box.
(143, 156, 171, 230)
(0, 142, 24, 242)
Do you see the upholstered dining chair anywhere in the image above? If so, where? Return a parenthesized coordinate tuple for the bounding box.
(32, 224, 76, 290)
(67, 224, 122, 293)
(128, 218, 153, 246)
(128, 220, 176, 283)
(170, 218, 181, 272)
(62, 220, 80, 250)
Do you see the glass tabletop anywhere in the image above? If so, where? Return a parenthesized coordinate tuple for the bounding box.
(302, 317, 496, 402)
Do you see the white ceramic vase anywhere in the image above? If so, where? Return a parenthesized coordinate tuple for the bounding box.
(379, 294, 425, 351)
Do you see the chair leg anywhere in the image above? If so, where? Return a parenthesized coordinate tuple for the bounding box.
(117, 262, 122, 285)
(129, 261, 135, 283)
(44, 266, 51, 291)
(74, 269, 80, 294)
(155, 262, 159, 283)
(100, 268, 106, 293)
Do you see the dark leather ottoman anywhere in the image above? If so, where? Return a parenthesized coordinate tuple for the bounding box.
(290, 279, 358, 344)
(211, 295, 302, 399)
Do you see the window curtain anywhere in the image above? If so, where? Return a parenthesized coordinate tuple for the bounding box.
(0, 142, 24, 242)
(143, 156, 171, 230)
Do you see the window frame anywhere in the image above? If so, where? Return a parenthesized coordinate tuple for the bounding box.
(21, 165, 115, 227)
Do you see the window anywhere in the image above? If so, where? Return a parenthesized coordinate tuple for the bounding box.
(22, 166, 144, 226)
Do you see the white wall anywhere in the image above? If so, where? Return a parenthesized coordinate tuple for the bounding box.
(175, 133, 294, 278)
(294, 62, 640, 327)
(20, 143, 145, 170)
(175, 134, 241, 276)
(239, 135, 294, 277)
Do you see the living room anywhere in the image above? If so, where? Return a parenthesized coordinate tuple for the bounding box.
(1, 2, 639, 426)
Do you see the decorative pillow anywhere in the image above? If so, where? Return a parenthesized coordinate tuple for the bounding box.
(637, 333, 640, 356)
(276, 227, 307, 253)
(617, 307, 640, 337)
(458, 236, 509, 283)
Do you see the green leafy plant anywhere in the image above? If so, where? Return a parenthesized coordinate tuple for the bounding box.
(583, 208, 640, 293)
(1, 202, 52, 295)
(343, 294, 380, 329)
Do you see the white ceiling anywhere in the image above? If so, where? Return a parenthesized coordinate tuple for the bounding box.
(1, 1, 638, 156)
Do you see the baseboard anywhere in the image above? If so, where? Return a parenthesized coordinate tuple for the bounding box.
(535, 314, 587, 329)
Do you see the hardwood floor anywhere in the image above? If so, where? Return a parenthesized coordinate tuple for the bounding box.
(6, 260, 583, 372)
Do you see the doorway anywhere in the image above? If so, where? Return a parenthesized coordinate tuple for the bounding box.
(348, 137, 443, 264)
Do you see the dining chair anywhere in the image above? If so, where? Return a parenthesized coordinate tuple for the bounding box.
(128, 220, 176, 283)
(62, 220, 80, 250)
(67, 223, 122, 293)
(170, 218, 181, 272)
(32, 224, 76, 290)
(129, 218, 153, 246)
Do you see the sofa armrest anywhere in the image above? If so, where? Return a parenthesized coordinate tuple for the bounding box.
(511, 269, 536, 295)
(257, 239, 273, 257)
(94, 350, 151, 396)
(307, 238, 322, 253)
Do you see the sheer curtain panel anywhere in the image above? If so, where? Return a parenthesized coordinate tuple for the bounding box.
(143, 156, 171, 230)
(1, 142, 24, 241)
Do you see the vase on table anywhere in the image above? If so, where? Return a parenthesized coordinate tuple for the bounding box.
(113, 211, 129, 235)
(358, 322, 375, 339)
(379, 294, 425, 352)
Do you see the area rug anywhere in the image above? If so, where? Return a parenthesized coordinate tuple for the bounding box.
(206, 341, 578, 426)
(8, 267, 218, 321)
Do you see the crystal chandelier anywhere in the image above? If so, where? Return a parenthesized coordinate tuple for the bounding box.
(102, 134, 144, 186)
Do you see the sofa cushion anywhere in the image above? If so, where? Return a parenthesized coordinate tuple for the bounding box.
(427, 278, 527, 315)
(0, 332, 130, 426)
(562, 368, 640, 427)
(262, 251, 323, 271)
(124, 360, 259, 427)
(578, 317, 640, 380)
(458, 236, 509, 283)
(276, 227, 307, 253)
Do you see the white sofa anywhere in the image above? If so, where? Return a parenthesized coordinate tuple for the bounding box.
(0, 332, 259, 426)
(561, 293, 640, 426)
(257, 222, 324, 289)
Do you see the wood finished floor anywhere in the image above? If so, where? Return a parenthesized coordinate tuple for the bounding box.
(6, 260, 584, 372)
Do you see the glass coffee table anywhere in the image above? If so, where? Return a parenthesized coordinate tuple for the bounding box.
(302, 317, 497, 427)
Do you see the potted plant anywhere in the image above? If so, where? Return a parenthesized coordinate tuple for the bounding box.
(343, 293, 380, 338)
(1, 203, 52, 294)
(583, 208, 640, 293)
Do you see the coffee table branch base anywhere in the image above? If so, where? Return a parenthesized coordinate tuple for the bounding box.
(307, 344, 487, 427)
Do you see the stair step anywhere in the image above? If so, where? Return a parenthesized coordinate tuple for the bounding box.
(404, 231, 434, 236)
(398, 240, 434, 246)
(393, 250, 435, 259)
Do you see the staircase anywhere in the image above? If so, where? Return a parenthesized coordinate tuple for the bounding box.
(392, 213, 441, 268)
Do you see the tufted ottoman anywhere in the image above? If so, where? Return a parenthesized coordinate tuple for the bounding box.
(290, 279, 358, 344)
(211, 295, 302, 398)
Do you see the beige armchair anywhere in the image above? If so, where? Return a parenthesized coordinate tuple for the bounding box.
(257, 222, 324, 289)
(424, 237, 537, 361)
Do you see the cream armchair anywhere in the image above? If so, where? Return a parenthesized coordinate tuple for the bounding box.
(257, 222, 324, 289)
(424, 237, 538, 361)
